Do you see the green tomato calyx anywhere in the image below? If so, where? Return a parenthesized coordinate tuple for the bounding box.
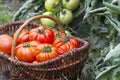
(23, 42, 30, 48)
(43, 46, 51, 52)
(38, 29, 44, 34)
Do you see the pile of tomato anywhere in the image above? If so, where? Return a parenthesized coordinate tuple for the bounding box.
(0, 25, 79, 63)
(41, 0, 80, 27)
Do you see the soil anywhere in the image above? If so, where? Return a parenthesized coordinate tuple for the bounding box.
(0, 0, 24, 12)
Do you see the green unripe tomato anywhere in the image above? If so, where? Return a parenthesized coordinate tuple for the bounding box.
(45, 0, 59, 12)
(58, 9, 73, 25)
(41, 12, 55, 27)
(62, 0, 80, 11)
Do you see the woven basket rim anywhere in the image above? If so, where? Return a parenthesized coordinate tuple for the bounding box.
(0, 21, 89, 68)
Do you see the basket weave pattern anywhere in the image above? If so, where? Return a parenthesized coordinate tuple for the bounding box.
(0, 15, 89, 80)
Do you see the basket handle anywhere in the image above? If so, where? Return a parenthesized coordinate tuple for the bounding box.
(11, 15, 65, 58)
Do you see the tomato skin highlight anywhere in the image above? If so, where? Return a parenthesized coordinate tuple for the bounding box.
(0, 34, 13, 55)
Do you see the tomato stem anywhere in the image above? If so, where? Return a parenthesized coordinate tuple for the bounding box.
(52, 3, 58, 9)
(38, 29, 44, 34)
(55, 33, 60, 39)
(23, 42, 30, 47)
(62, 10, 66, 15)
(43, 46, 51, 52)
(62, 36, 70, 43)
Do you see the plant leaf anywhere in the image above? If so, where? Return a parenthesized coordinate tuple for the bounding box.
(96, 64, 118, 80)
(104, 43, 120, 62)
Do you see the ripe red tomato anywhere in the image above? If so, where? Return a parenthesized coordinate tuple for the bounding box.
(53, 37, 79, 55)
(0, 34, 13, 55)
(53, 29, 65, 40)
(29, 26, 54, 44)
(15, 29, 29, 44)
(15, 41, 40, 63)
(69, 38, 79, 48)
(53, 38, 64, 48)
(36, 44, 58, 62)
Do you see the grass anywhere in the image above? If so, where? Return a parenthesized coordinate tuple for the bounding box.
(0, 6, 13, 25)
(0, 0, 23, 25)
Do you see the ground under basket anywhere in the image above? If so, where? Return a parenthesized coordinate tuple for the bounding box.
(0, 15, 89, 80)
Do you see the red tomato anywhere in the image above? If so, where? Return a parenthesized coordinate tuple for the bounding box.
(69, 38, 79, 48)
(15, 29, 29, 44)
(29, 26, 54, 44)
(53, 29, 64, 40)
(0, 34, 13, 55)
(53, 37, 79, 55)
(15, 41, 40, 63)
(53, 38, 64, 48)
(36, 44, 58, 62)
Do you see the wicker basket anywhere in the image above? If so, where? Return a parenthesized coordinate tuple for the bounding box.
(0, 15, 89, 80)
